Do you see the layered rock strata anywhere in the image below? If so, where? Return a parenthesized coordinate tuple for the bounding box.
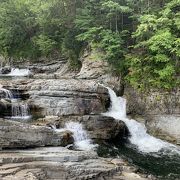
(0, 119, 73, 149)
(0, 147, 153, 180)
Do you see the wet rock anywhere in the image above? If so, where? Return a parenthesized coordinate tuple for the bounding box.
(14, 79, 109, 117)
(0, 119, 73, 149)
(0, 67, 11, 74)
(33, 115, 127, 140)
(0, 100, 11, 117)
(53, 115, 127, 140)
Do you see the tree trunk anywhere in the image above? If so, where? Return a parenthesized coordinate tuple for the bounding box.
(116, 13, 118, 32)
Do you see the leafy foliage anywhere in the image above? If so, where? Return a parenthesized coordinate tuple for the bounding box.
(126, 0, 179, 90)
(0, 0, 179, 90)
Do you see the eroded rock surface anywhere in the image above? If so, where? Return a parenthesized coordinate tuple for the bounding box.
(2, 79, 109, 117)
(146, 115, 180, 145)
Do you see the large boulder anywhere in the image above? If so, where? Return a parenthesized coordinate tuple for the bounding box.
(55, 115, 127, 140)
(0, 66, 11, 74)
(33, 115, 127, 141)
(0, 119, 73, 149)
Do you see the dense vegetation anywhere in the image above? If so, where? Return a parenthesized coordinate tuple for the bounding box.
(0, 0, 179, 90)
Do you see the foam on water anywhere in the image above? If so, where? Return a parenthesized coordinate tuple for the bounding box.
(103, 87, 179, 153)
(8, 68, 31, 76)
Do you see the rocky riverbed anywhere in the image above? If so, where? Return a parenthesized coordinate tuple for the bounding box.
(0, 51, 179, 179)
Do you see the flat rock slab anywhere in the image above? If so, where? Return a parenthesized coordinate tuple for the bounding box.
(0, 119, 73, 149)
(0, 147, 153, 180)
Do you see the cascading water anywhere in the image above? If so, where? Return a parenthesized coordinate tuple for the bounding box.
(103, 87, 179, 154)
(0, 86, 30, 120)
(8, 68, 31, 76)
(55, 122, 97, 151)
(11, 99, 30, 120)
(0, 86, 13, 99)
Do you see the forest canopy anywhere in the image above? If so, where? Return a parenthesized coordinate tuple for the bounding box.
(0, 0, 179, 90)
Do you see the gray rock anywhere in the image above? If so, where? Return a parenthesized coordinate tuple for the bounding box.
(146, 115, 180, 145)
(124, 87, 180, 115)
(53, 115, 127, 140)
(0, 99, 11, 117)
(76, 49, 123, 94)
(35, 115, 127, 140)
(0, 147, 152, 180)
(0, 66, 11, 74)
(0, 119, 73, 149)
(11, 79, 109, 117)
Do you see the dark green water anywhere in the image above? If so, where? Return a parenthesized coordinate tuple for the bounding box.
(97, 142, 180, 180)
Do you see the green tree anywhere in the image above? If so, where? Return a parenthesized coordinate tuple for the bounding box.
(0, 0, 39, 60)
(126, 0, 180, 90)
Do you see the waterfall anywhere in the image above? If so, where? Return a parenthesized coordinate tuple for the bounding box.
(0, 86, 30, 120)
(8, 68, 30, 76)
(56, 122, 97, 151)
(0, 87, 13, 99)
(11, 99, 30, 120)
(103, 87, 179, 154)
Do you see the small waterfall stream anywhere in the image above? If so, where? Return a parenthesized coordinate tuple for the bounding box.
(0, 87, 30, 120)
(11, 99, 30, 120)
(103, 87, 180, 154)
(0, 86, 13, 99)
(8, 68, 31, 76)
(0, 68, 31, 77)
(55, 122, 97, 151)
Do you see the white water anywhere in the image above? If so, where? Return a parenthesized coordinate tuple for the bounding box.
(11, 99, 30, 120)
(103, 87, 179, 153)
(56, 122, 97, 151)
(0, 86, 30, 119)
(8, 68, 31, 76)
